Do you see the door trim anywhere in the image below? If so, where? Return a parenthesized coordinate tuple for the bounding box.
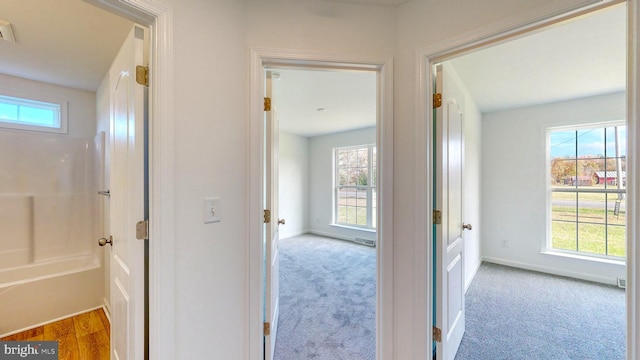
(85, 1, 176, 359)
(248, 48, 394, 360)
(416, 0, 636, 359)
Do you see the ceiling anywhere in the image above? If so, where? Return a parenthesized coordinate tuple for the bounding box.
(448, 3, 626, 113)
(0, 0, 132, 92)
(272, 68, 377, 137)
(323, 0, 409, 6)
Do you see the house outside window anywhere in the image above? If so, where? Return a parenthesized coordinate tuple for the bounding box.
(334, 144, 376, 229)
(0, 94, 67, 134)
(548, 122, 626, 259)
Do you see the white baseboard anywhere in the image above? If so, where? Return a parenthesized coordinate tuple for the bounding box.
(482, 256, 617, 285)
(102, 298, 111, 323)
(465, 258, 482, 293)
(308, 230, 354, 242)
(280, 229, 311, 240)
(0, 305, 105, 338)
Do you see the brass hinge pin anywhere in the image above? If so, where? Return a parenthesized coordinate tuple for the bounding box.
(433, 93, 442, 109)
(264, 97, 271, 111)
(136, 65, 149, 86)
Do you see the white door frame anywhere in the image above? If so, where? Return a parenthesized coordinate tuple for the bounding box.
(415, 0, 638, 359)
(84, 1, 175, 359)
(248, 48, 394, 360)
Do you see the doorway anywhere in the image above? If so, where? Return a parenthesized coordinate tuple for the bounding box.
(265, 67, 378, 359)
(249, 50, 394, 360)
(427, 2, 630, 359)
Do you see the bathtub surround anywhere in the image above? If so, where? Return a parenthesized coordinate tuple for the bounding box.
(0, 129, 104, 335)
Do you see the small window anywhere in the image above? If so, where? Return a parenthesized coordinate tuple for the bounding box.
(548, 122, 626, 259)
(334, 144, 377, 229)
(0, 94, 67, 134)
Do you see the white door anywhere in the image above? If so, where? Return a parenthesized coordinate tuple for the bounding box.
(265, 70, 281, 360)
(434, 63, 467, 360)
(109, 25, 147, 360)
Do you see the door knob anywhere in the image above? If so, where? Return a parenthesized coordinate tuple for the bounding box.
(98, 236, 113, 246)
(278, 219, 286, 225)
(462, 223, 473, 231)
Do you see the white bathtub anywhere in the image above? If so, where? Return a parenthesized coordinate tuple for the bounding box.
(0, 254, 104, 337)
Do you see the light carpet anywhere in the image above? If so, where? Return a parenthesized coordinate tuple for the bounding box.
(274, 234, 375, 360)
(455, 262, 625, 360)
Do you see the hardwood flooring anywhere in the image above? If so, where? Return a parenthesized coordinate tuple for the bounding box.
(1, 308, 110, 360)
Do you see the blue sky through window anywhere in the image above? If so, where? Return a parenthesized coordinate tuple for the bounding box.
(550, 125, 627, 158)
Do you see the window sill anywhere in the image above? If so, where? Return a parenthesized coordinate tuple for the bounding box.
(541, 250, 625, 266)
(330, 224, 376, 233)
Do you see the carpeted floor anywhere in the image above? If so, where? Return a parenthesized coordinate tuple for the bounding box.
(455, 262, 626, 360)
(274, 234, 376, 360)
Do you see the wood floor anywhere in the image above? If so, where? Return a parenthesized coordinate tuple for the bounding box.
(0, 308, 110, 360)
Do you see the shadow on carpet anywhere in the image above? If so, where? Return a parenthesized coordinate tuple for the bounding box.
(274, 234, 375, 360)
(455, 262, 625, 360)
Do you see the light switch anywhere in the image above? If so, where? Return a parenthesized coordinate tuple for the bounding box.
(203, 197, 221, 223)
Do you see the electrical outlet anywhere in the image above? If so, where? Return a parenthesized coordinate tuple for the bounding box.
(203, 197, 221, 223)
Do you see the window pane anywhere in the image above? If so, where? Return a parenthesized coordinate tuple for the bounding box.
(20, 106, 57, 127)
(577, 223, 606, 255)
(372, 188, 377, 229)
(577, 192, 605, 224)
(0, 103, 18, 121)
(576, 159, 597, 189)
(337, 206, 347, 223)
(607, 194, 625, 225)
(577, 127, 604, 157)
(551, 221, 576, 251)
(550, 159, 576, 186)
(551, 192, 576, 222)
(607, 225, 626, 257)
(550, 130, 576, 158)
(605, 126, 626, 158)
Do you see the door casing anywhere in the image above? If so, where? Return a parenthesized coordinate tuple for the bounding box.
(416, 1, 638, 359)
(248, 49, 394, 360)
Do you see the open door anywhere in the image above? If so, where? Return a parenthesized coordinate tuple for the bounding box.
(264, 70, 281, 359)
(434, 63, 468, 360)
(107, 25, 148, 360)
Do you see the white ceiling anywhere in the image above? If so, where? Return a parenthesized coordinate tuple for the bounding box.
(323, 0, 409, 6)
(448, 3, 626, 113)
(272, 68, 377, 137)
(0, 0, 133, 92)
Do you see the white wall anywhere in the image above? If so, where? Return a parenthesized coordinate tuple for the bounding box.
(443, 63, 483, 291)
(279, 131, 310, 239)
(481, 92, 626, 284)
(309, 127, 377, 242)
(129, 0, 603, 358)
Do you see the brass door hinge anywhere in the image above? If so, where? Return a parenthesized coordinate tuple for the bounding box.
(433, 210, 442, 225)
(264, 209, 271, 224)
(264, 97, 271, 111)
(433, 93, 442, 109)
(264, 322, 271, 336)
(136, 220, 149, 240)
(136, 65, 149, 86)
(433, 326, 442, 342)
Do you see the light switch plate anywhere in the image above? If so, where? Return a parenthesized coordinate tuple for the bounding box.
(203, 197, 221, 223)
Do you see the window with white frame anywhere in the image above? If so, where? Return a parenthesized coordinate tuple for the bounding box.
(0, 94, 67, 134)
(334, 144, 377, 229)
(548, 122, 626, 259)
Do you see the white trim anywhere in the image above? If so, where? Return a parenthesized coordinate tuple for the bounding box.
(483, 256, 619, 285)
(88, 1, 175, 359)
(249, 48, 393, 360)
(416, 1, 632, 359)
(279, 230, 311, 240)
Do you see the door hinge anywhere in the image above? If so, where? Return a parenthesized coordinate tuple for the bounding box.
(264, 97, 271, 111)
(432, 326, 442, 342)
(136, 65, 149, 86)
(264, 322, 271, 336)
(433, 93, 442, 109)
(433, 210, 442, 225)
(263, 209, 271, 224)
(136, 220, 149, 240)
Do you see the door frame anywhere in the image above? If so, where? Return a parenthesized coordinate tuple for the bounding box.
(248, 48, 394, 360)
(415, 0, 638, 359)
(84, 1, 175, 359)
